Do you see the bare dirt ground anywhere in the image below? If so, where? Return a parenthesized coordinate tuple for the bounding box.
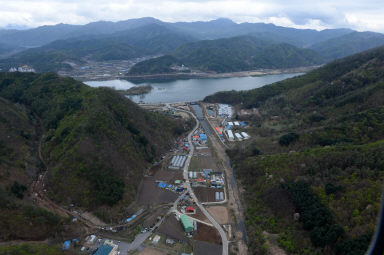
(81, 212, 107, 226)
(137, 177, 178, 206)
(194, 240, 222, 255)
(156, 215, 189, 243)
(147, 163, 162, 176)
(263, 231, 288, 255)
(142, 208, 168, 228)
(189, 153, 218, 171)
(207, 206, 229, 225)
(154, 169, 183, 183)
(193, 222, 222, 245)
(191, 207, 210, 224)
(137, 247, 167, 255)
(193, 187, 224, 203)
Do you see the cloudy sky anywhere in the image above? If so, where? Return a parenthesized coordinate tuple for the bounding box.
(1, 0, 383, 32)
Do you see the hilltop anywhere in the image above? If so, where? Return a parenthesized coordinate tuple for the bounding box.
(129, 36, 324, 74)
(204, 46, 384, 254)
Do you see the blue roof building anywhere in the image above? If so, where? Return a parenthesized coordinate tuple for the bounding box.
(94, 244, 113, 255)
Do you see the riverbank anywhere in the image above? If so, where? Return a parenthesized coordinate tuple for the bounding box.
(76, 65, 318, 82)
(124, 66, 318, 81)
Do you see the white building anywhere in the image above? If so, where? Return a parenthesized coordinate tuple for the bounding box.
(241, 132, 250, 139)
(227, 130, 234, 141)
(9, 65, 35, 73)
(235, 133, 243, 141)
(217, 104, 233, 118)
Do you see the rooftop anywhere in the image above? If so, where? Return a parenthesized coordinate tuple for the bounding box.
(94, 244, 113, 255)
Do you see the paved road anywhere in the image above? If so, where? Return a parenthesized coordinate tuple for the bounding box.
(173, 105, 229, 255)
(202, 105, 248, 247)
(125, 190, 187, 252)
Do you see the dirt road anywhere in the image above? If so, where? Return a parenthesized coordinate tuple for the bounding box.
(202, 105, 248, 255)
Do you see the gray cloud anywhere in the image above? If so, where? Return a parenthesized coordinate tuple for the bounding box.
(0, 0, 383, 32)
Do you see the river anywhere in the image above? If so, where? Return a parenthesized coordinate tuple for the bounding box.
(84, 73, 302, 104)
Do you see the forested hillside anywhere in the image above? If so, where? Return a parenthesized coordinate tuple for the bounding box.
(0, 97, 69, 242)
(310, 31, 384, 61)
(205, 46, 384, 254)
(0, 73, 187, 221)
(0, 23, 195, 72)
(129, 36, 324, 74)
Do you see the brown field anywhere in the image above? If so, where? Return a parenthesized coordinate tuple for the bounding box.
(143, 208, 168, 228)
(157, 215, 190, 243)
(194, 222, 222, 245)
(194, 240, 222, 255)
(147, 163, 162, 176)
(191, 208, 210, 224)
(190, 156, 218, 171)
(207, 206, 229, 224)
(137, 177, 178, 206)
(193, 187, 224, 203)
(154, 169, 183, 183)
(137, 247, 166, 255)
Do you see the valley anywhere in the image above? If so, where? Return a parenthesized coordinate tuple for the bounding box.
(1, 14, 384, 255)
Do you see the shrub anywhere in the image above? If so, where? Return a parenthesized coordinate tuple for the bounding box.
(10, 181, 27, 199)
(279, 133, 300, 146)
(325, 183, 342, 195)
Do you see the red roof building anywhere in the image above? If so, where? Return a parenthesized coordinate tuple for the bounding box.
(186, 207, 195, 212)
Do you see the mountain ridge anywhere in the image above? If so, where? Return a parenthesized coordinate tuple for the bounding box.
(129, 35, 325, 74)
(203, 45, 384, 254)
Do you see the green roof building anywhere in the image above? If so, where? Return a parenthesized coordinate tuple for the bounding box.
(180, 214, 193, 232)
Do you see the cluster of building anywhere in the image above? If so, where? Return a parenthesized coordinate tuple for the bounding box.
(189, 169, 225, 189)
(222, 120, 250, 142)
(9, 65, 35, 72)
(76, 235, 119, 255)
(157, 180, 185, 193)
(217, 104, 233, 118)
(170, 64, 190, 72)
(225, 130, 250, 141)
(192, 130, 208, 148)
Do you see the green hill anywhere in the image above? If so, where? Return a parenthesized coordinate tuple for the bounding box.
(129, 55, 181, 75)
(310, 31, 384, 61)
(0, 38, 145, 72)
(0, 72, 186, 221)
(0, 23, 195, 72)
(129, 36, 324, 74)
(205, 46, 384, 254)
(0, 97, 71, 242)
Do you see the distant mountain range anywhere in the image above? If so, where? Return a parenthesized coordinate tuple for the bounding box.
(0, 23, 196, 72)
(0, 17, 384, 73)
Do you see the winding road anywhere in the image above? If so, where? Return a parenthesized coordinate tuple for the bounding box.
(170, 104, 229, 255)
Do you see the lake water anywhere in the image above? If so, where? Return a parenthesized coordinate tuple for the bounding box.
(84, 73, 302, 104)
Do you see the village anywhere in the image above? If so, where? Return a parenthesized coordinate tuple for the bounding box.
(59, 101, 248, 255)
